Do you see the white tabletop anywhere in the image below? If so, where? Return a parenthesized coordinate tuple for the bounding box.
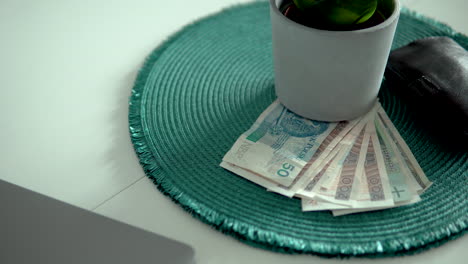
(1, 0, 467, 263)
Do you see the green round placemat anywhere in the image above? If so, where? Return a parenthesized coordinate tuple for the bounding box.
(129, 2, 468, 257)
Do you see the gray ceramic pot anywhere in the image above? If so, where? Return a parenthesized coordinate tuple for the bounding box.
(270, 0, 400, 121)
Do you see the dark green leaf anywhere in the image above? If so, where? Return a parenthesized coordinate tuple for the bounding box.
(293, 0, 379, 25)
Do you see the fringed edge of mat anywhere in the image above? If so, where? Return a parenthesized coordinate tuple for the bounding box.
(128, 2, 468, 257)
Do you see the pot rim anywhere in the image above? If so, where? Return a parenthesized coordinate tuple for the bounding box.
(270, 0, 401, 35)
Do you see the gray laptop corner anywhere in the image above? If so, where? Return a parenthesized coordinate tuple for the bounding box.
(0, 179, 195, 264)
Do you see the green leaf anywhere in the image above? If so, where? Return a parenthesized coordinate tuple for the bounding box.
(293, 0, 379, 25)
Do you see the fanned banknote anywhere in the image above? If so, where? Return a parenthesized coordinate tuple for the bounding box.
(222, 100, 359, 197)
(221, 100, 432, 216)
(377, 106, 432, 193)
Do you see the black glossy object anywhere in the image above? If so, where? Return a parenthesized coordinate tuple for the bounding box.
(385, 37, 468, 146)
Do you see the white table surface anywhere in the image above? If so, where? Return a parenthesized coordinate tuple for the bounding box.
(1, 0, 466, 263)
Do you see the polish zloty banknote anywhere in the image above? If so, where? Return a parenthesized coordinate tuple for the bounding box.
(302, 121, 394, 211)
(302, 171, 394, 212)
(222, 100, 430, 216)
(301, 126, 367, 211)
(346, 121, 394, 208)
(295, 151, 338, 198)
(324, 110, 430, 216)
(377, 106, 432, 194)
(375, 118, 420, 203)
(329, 114, 424, 215)
(306, 127, 367, 206)
(331, 196, 421, 216)
(295, 119, 367, 200)
(304, 110, 421, 211)
(360, 123, 394, 204)
(221, 100, 358, 197)
(220, 124, 353, 197)
(220, 161, 282, 191)
(301, 197, 350, 211)
(310, 105, 378, 192)
(282, 120, 360, 194)
(270, 118, 361, 196)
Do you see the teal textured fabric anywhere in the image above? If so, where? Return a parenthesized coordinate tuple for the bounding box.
(129, 2, 467, 257)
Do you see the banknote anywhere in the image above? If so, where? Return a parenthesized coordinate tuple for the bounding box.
(332, 118, 425, 215)
(273, 118, 360, 196)
(314, 106, 378, 191)
(318, 112, 422, 213)
(294, 151, 338, 199)
(375, 118, 420, 203)
(221, 126, 353, 197)
(295, 127, 362, 199)
(222, 100, 359, 197)
(331, 196, 421, 216)
(355, 123, 394, 207)
(285, 120, 359, 192)
(222, 100, 430, 216)
(377, 107, 432, 193)
(301, 197, 350, 211)
(220, 161, 283, 191)
(302, 122, 394, 211)
(334, 121, 395, 209)
(305, 127, 367, 206)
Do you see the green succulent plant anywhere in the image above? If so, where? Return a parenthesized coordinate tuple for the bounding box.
(292, 0, 387, 26)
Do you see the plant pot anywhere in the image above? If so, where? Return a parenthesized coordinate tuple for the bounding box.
(270, 0, 400, 121)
